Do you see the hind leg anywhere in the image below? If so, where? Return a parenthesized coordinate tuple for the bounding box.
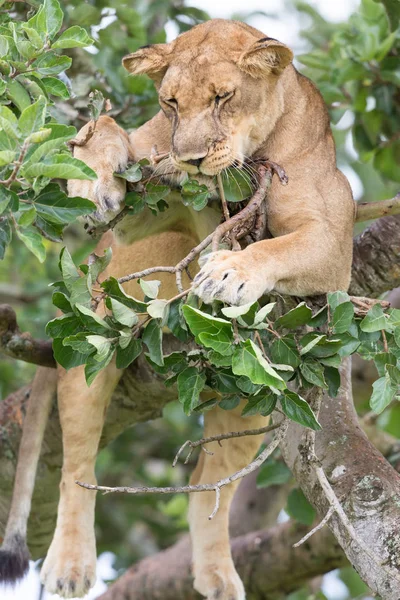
(189, 402, 267, 600)
(40, 361, 121, 598)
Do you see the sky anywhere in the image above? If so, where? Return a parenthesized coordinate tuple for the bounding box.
(2, 1, 364, 599)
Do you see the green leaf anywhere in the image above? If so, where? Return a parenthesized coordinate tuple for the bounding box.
(360, 304, 388, 332)
(182, 305, 233, 342)
(23, 155, 97, 181)
(41, 76, 70, 99)
(166, 298, 189, 342)
(139, 278, 160, 299)
(18, 206, 36, 228)
(370, 373, 397, 414)
(25, 124, 76, 164)
(210, 371, 242, 394)
(242, 393, 277, 417)
(374, 352, 397, 377)
(53, 26, 93, 49)
(280, 390, 321, 430)
(300, 334, 326, 356)
(0, 150, 15, 167)
(21, 26, 44, 50)
(52, 291, 72, 313)
(87, 247, 112, 282)
(177, 366, 206, 415)
(0, 217, 12, 259)
(332, 302, 355, 334)
(52, 337, 89, 370)
(0, 186, 18, 214)
(221, 301, 257, 319)
(32, 52, 72, 76)
(16, 227, 45, 262)
(274, 302, 312, 329)
(222, 169, 253, 202)
(325, 366, 341, 397)
(86, 334, 112, 362)
(327, 291, 351, 312)
(145, 183, 170, 205)
(63, 333, 95, 354)
(59, 247, 80, 291)
(75, 303, 112, 332)
(300, 360, 328, 388)
(193, 397, 219, 413)
(115, 162, 143, 183)
(88, 89, 105, 121)
(142, 319, 164, 366)
(254, 302, 276, 325)
(110, 298, 138, 327)
(7, 79, 31, 112)
(101, 277, 147, 312)
(124, 191, 145, 214)
(116, 337, 142, 369)
(286, 488, 316, 526)
(219, 395, 241, 410)
(181, 179, 210, 211)
(147, 299, 169, 320)
(34, 184, 95, 224)
(46, 313, 81, 338)
(0, 35, 9, 57)
(232, 339, 285, 389)
(18, 95, 46, 136)
(85, 350, 114, 386)
(198, 331, 234, 355)
(271, 336, 301, 368)
(28, 0, 63, 39)
(257, 459, 292, 488)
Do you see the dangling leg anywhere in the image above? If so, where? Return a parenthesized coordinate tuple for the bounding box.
(41, 361, 121, 598)
(189, 402, 268, 600)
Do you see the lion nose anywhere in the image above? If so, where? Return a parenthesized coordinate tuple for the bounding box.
(186, 158, 203, 167)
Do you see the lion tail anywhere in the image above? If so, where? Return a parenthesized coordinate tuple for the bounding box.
(0, 367, 57, 583)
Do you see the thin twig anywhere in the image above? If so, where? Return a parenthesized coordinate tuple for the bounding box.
(172, 422, 280, 467)
(76, 419, 288, 520)
(293, 506, 335, 548)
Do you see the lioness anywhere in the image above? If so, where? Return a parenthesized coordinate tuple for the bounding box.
(0, 19, 354, 600)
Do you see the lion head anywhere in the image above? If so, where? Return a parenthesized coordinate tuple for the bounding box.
(122, 19, 293, 177)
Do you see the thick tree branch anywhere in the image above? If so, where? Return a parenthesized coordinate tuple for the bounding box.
(281, 359, 400, 599)
(99, 520, 345, 600)
(350, 214, 400, 297)
(0, 304, 55, 368)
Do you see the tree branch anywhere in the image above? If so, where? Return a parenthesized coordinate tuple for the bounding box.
(0, 304, 55, 368)
(350, 213, 400, 297)
(98, 520, 345, 600)
(281, 359, 400, 599)
(355, 193, 400, 222)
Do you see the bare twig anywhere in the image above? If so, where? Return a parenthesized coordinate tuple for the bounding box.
(69, 121, 96, 149)
(356, 193, 400, 223)
(76, 419, 288, 519)
(293, 506, 335, 548)
(172, 422, 281, 467)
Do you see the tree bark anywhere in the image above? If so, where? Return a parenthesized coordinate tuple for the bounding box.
(98, 522, 345, 600)
(281, 359, 400, 599)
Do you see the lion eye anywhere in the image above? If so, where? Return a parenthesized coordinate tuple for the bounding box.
(163, 97, 178, 109)
(215, 91, 233, 106)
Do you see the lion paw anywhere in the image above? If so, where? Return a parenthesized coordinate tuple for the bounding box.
(192, 250, 272, 306)
(69, 170, 127, 226)
(193, 563, 246, 600)
(40, 532, 96, 598)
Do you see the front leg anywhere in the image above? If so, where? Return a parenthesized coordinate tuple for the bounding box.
(192, 225, 352, 305)
(69, 115, 133, 224)
(189, 402, 267, 600)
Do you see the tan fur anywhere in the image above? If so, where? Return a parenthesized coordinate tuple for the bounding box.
(9, 19, 354, 600)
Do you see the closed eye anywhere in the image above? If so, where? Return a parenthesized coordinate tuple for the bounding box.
(215, 91, 234, 106)
(161, 97, 178, 109)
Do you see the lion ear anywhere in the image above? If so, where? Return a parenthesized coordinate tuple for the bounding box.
(238, 37, 293, 77)
(122, 44, 170, 83)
